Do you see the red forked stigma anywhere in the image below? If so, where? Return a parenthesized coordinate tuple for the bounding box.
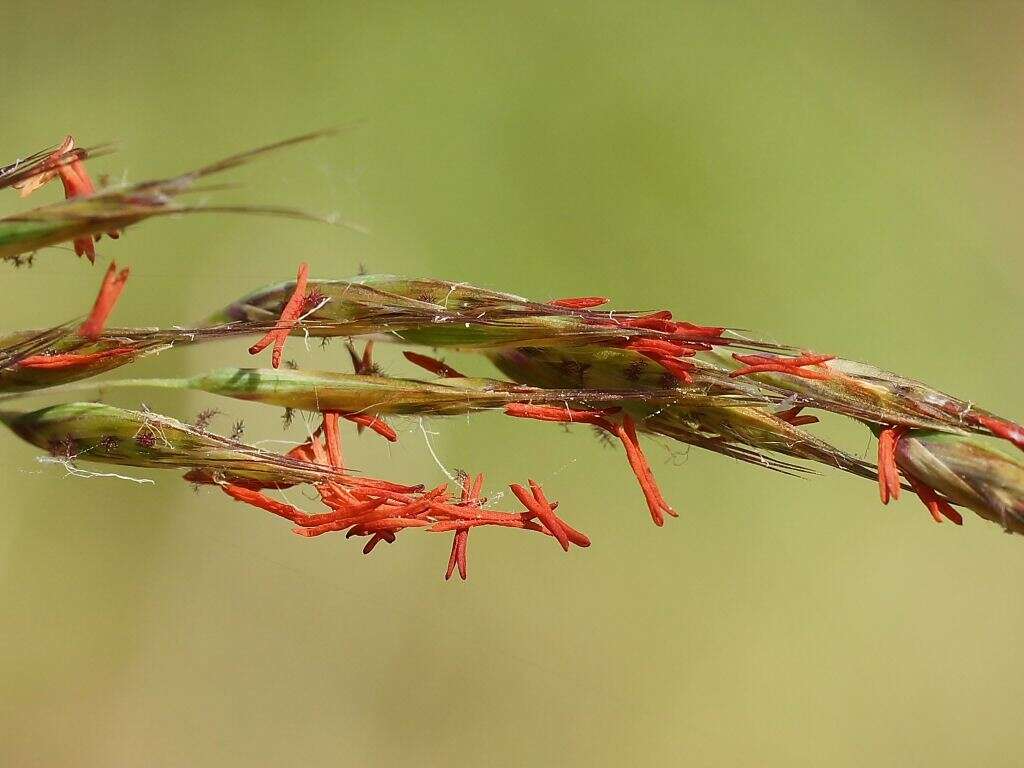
(248, 262, 309, 368)
(730, 353, 834, 380)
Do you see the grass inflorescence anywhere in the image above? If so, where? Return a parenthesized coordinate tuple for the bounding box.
(2, 131, 1022, 579)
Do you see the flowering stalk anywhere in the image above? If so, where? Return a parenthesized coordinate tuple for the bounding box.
(3, 130, 1023, 578)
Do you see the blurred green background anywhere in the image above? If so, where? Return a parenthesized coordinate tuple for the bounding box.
(1, 2, 1023, 766)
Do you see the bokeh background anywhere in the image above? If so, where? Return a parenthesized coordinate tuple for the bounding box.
(2, 2, 1023, 766)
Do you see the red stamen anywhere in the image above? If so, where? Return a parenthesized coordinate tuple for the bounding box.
(627, 310, 673, 322)
(16, 347, 136, 370)
(730, 353, 834, 381)
(876, 425, 908, 505)
(904, 473, 963, 525)
(341, 412, 398, 442)
(626, 338, 698, 358)
(445, 473, 481, 580)
(321, 412, 344, 468)
(221, 484, 309, 524)
(504, 402, 617, 429)
(638, 352, 695, 384)
(248, 262, 309, 368)
(445, 529, 469, 580)
(403, 350, 465, 378)
(505, 405, 674, 526)
(509, 481, 569, 550)
(613, 314, 724, 341)
(615, 415, 676, 526)
(548, 296, 609, 309)
(56, 156, 118, 262)
(79, 261, 129, 339)
(672, 321, 726, 339)
(972, 414, 1024, 453)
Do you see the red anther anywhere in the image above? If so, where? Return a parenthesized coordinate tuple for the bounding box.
(470, 472, 485, 501)
(504, 402, 616, 430)
(79, 261, 129, 339)
(973, 414, 1024, 453)
(430, 518, 526, 533)
(221, 484, 309, 524)
(506, 404, 674, 527)
(341, 412, 398, 442)
(16, 347, 136, 369)
(344, 476, 424, 494)
(183, 469, 296, 490)
(345, 487, 418, 506)
(509, 481, 569, 550)
(357, 518, 431, 533)
(295, 501, 412, 538)
(730, 353, 834, 380)
(320, 412, 344, 468)
(774, 405, 819, 427)
(444, 473, 480, 579)
(615, 415, 676, 526)
(57, 158, 95, 198)
(904, 473, 963, 525)
(548, 296, 609, 309)
(292, 498, 391, 535)
(876, 425, 908, 504)
(630, 310, 674, 322)
(625, 338, 698, 358)
(637, 353, 695, 384)
(10, 137, 117, 261)
(57, 157, 119, 262)
(403, 350, 465, 378)
(445, 527, 470, 580)
(248, 262, 309, 368)
(619, 317, 677, 332)
(558, 519, 591, 548)
(613, 314, 724, 341)
(672, 321, 726, 339)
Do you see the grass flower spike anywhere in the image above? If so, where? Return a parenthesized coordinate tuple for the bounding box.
(3, 130, 1023, 580)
